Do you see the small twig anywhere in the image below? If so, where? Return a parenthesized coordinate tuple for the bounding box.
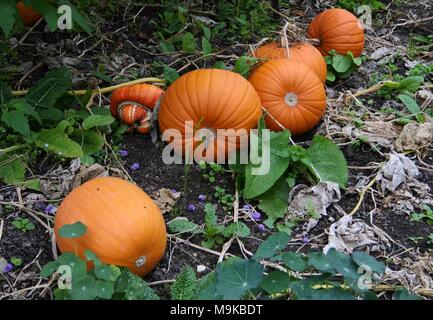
(348, 174, 379, 216)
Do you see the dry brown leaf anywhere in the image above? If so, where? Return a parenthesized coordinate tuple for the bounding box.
(395, 119, 433, 152)
(151, 188, 181, 214)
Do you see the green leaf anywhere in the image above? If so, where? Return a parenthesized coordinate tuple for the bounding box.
(233, 56, 259, 77)
(305, 135, 348, 188)
(163, 65, 179, 84)
(392, 288, 423, 300)
(398, 76, 424, 93)
(9, 99, 42, 124)
(53, 288, 71, 300)
(182, 32, 196, 53)
(326, 70, 336, 82)
(82, 114, 115, 130)
(36, 126, 84, 158)
(397, 94, 420, 115)
(216, 259, 263, 299)
(195, 272, 222, 300)
(222, 222, 250, 238)
(23, 179, 41, 191)
(56, 253, 87, 279)
(332, 54, 352, 73)
(201, 36, 211, 56)
(257, 176, 290, 223)
(168, 219, 199, 234)
(159, 41, 175, 53)
(0, 82, 13, 105)
(26, 67, 71, 108)
(79, 129, 104, 155)
(260, 270, 291, 294)
(170, 266, 197, 300)
(95, 264, 121, 282)
(95, 280, 115, 299)
(253, 232, 291, 260)
(326, 248, 360, 280)
(84, 250, 101, 266)
(115, 269, 159, 300)
(1, 111, 30, 137)
(0, 158, 26, 184)
(307, 252, 336, 274)
(58, 221, 87, 238)
(352, 251, 386, 275)
(70, 275, 98, 300)
(310, 287, 356, 300)
(289, 275, 330, 299)
(0, 0, 18, 36)
(24, 0, 59, 31)
(204, 203, 217, 227)
(40, 261, 60, 278)
(282, 252, 308, 272)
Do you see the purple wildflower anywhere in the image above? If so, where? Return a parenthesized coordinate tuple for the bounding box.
(301, 234, 310, 244)
(171, 189, 178, 194)
(258, 224, 266, 232)
(44, 204, 57, 215)
(242, 204, 251, 211)
(250, 211, 262, 221)
(187, 204, 196, 212)
(198, 194, 206, 202)
(3, 263, 13, 273)
(118, 150, 128, 157)
(130, 163, 140, 171)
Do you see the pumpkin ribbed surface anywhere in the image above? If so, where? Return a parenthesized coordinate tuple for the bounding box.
(54, 177, 166, 276)
(307, 8, 365, 57)
(248, 59, 326, 135)
(158, 69, 262, 161)
(254, 42, 327, 83)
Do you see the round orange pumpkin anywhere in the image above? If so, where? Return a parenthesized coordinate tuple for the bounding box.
(158, 69, 262, 161)
(254, 42, 327, 83)
(17, 1, 42, 26)
(307, 8, 365, 57)
(54, 177, 167, 276)
(110, 84, 164, 134)
(248, 59, 326, 135)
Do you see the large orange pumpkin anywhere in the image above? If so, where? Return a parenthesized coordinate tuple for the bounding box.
(254, 42, 327, 83)
(110, 84, 164, 134)
(158, 69, 262, 162)
(54, 177, 166, 276)
(307, 8, 365, 57)
(249, 59, 326, 135)
(17, 1, 42, 26)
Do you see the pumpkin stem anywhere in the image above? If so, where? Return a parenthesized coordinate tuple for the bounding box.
(284, 93, 298, 107)
(135, 255, 147, 267)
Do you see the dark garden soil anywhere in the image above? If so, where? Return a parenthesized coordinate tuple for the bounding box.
(1, 0, 433, 299)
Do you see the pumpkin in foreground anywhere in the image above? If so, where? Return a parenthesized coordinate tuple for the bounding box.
(307, 8, 365, 57)
(110, 83, 164, 134)
(254, 42, 327, 83)
(249, 59, 326, 135)
(54, 177, 166, 276)
(17, 1, 42, 26)
(158, 69, 262, 161)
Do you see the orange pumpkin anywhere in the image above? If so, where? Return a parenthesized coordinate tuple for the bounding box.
(110, 84, 164, 134)
(158, 69, 262, 161)
(254, 42, 327, 83)
(54, 177, 167, 276)
(17, 1, 42, 26)
(248, 59, 326, 135)
(307, 8, 365, 57)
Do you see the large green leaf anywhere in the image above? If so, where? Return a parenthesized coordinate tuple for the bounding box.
(305, 135, 348, 188)
(332, 54, 352, 73)
(0, 158, 26, 184)
(253, 232, 291, 260)
(170, 266, 197, 300)
(398, 76, 424, 93)
(0, 82, 13, 105)
(307, 252, 336, 275)
(82, 114, 115, 130)
(24, 0, 59, 31)
(260, 270, 291, 294)
(58, 221, 87, 238)
(69, 275, 98, 300)
(282, 252, 308, 272)
(326, 248, 359, 280)
(216, 259, 263, 299)
(1, 110, 30, 137)
(182, 32, 196, 53)
(0, 0, 17, 36)
(257, 176, 290, 224)
(36, 125, 83, 158)
(352, 251, 386, 275)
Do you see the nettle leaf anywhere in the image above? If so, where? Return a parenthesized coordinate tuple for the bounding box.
(95, 280, 115, 299)
(76, 129, 104, 155)
(216, 259, 263, 299)
(182, 32, 196, 53)
(1, 110, 30, 137)
(0, 82, 13, 104)
(115, 269, 159, 300)
(0, 158, 26, 184)
(9, 99, 42, 124)
(253, 232, 291, 260)
(26, 67, 71, 108)
(305, 135, 348, 188)
(397, 94, 420, 115)
(163, 65, 179, 85)
(326, 248, 360, 280)
(58, 221, 87, 238)
(40, 261, 60, 278)
(307, 252, 336, 275)
(95, 264, 121, 282)
(392, 288, 423, 300)
(0, 0, 18, 36)
(201, 36, 212, 56)
(70, 275, 98, 300)
(204, 203, 218, 227)
(222, 222, 250, 238)
(168, 218, 199, 234)
(332, 54, 352, 73)
(195, 272, 222, 300)
(282, 252, 308, 272)
(352, 251, 386, 275)
(233, 56, 259, 78)
(398, 76, 424, 93)
(82, 114, 115, 130)
(260, 270, 291, 294)
(170, 266, 197, 300)
(36, 126, 84, 158)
